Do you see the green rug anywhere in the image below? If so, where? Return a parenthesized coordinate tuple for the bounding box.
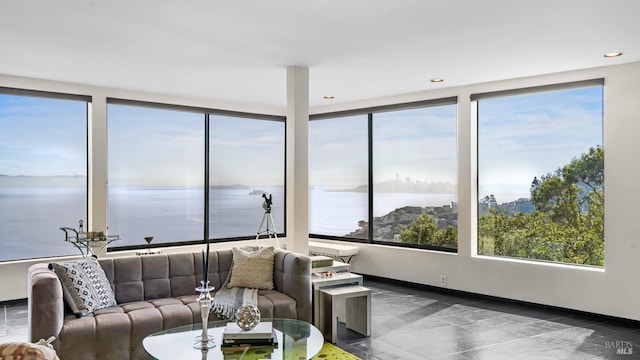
(312, 342, 361, 360)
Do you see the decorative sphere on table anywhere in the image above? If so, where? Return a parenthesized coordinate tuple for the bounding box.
(235, 304, 261, 330)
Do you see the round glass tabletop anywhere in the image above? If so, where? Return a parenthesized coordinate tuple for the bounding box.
(143, 318, 324, 360)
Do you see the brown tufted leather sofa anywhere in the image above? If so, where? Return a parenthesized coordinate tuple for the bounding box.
(27, 249, 311, 360)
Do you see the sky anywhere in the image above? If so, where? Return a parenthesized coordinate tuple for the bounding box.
(309, 114, 368, 187)
(108, 105, 285, 187)
(309, 105, 458, 187)
(1, 85, 602, 198)
(0, 95, 87, 177)
(0, 98, 284, 187)
(478, 86, 603, 202)
(372, 105, 458, 184)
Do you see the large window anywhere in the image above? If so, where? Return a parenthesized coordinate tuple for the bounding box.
(373, 106, 458, 248)
(476, 81, 604, 266)
(309, 99, 458, 251)
(210, 115, 285, 239)
(107, 104, 204, 247)
(309, 115, 368, 238)
(107, 102, 286, 250)
(0, 90, 88, 261)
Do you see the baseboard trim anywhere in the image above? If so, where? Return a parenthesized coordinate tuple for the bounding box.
(0, 298, 27, 307)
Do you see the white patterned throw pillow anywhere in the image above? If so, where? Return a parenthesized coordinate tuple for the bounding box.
(50, 256, 116, 317)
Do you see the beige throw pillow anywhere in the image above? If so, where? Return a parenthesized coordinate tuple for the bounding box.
(227, 246, 275, 289)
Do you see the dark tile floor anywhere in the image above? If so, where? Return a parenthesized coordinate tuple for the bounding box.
(335, 277, 640, 360)
(2, 277, 640, 359)
(1, 300, 29, 344)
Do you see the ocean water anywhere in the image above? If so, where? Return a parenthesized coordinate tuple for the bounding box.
(108, 186, 286, 248)
(0, 186, 456, 262)
(0, 187, 88, 261)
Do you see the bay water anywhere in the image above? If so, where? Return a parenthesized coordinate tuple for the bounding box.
(0, 186, 456, 261)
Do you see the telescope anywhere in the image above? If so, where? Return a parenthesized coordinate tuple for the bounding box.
(257, 193, 277, 244)
(262, 193, 273, 213)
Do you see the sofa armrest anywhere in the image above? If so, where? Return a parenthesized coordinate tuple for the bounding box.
(28, 264, 64, 345)
(274, 249, 312, 322)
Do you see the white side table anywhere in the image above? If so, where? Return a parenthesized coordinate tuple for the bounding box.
(311, 272, 363, 325)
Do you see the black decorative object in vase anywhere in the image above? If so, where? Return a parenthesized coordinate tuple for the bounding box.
(194, 114, 215, 349)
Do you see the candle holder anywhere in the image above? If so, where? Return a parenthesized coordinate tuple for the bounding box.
(193, 280, 216, 349)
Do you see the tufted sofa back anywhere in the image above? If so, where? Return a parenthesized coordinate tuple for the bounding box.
(98, 250, 233, 303)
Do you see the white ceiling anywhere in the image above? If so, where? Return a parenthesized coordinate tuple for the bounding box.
(1, 0, 638, 112)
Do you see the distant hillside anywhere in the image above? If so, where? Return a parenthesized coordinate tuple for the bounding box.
(345, 204, 458, 240)
(478, 197, 534, 216)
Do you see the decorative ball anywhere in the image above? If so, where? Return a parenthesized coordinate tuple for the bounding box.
(235, 304, 261, 331)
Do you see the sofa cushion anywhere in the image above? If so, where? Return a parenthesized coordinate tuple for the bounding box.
(50, 256, 117, 317)
(257, 289, 297, 319)
(227, 246, 276, 290)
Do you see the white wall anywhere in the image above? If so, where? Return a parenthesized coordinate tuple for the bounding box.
(312, 61, 640, 322)
(2, 62, 640, 322)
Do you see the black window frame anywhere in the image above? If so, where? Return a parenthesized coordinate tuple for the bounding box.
(0, 87, 91, 262)
(309, 97, 458, 253)
(106, 98, 286, 253)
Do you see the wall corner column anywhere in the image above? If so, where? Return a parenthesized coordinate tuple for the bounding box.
(88, 95, 108, 234)
(457, 93, 473, 258)
(285, 66, 309, 255)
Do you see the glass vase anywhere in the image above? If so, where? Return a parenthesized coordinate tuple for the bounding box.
(193, 280, 216, 349)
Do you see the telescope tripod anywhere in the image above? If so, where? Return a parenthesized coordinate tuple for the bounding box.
(257, 211, 280, 248)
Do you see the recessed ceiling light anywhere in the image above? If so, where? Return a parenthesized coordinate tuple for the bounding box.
(323, 95, 335, 99)
(603, 52, 623, 58)
(430, 78, 444, 83)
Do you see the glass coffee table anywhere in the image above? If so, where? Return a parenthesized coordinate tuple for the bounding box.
(143, 318, 323, 359)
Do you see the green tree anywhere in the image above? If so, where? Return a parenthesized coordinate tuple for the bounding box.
(399, 213, 457, 248)
(399, 214, 437, 245)
(435, 226, 458, 248)
(531, 146, 603, 227)
(479, 146, 604, 266)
